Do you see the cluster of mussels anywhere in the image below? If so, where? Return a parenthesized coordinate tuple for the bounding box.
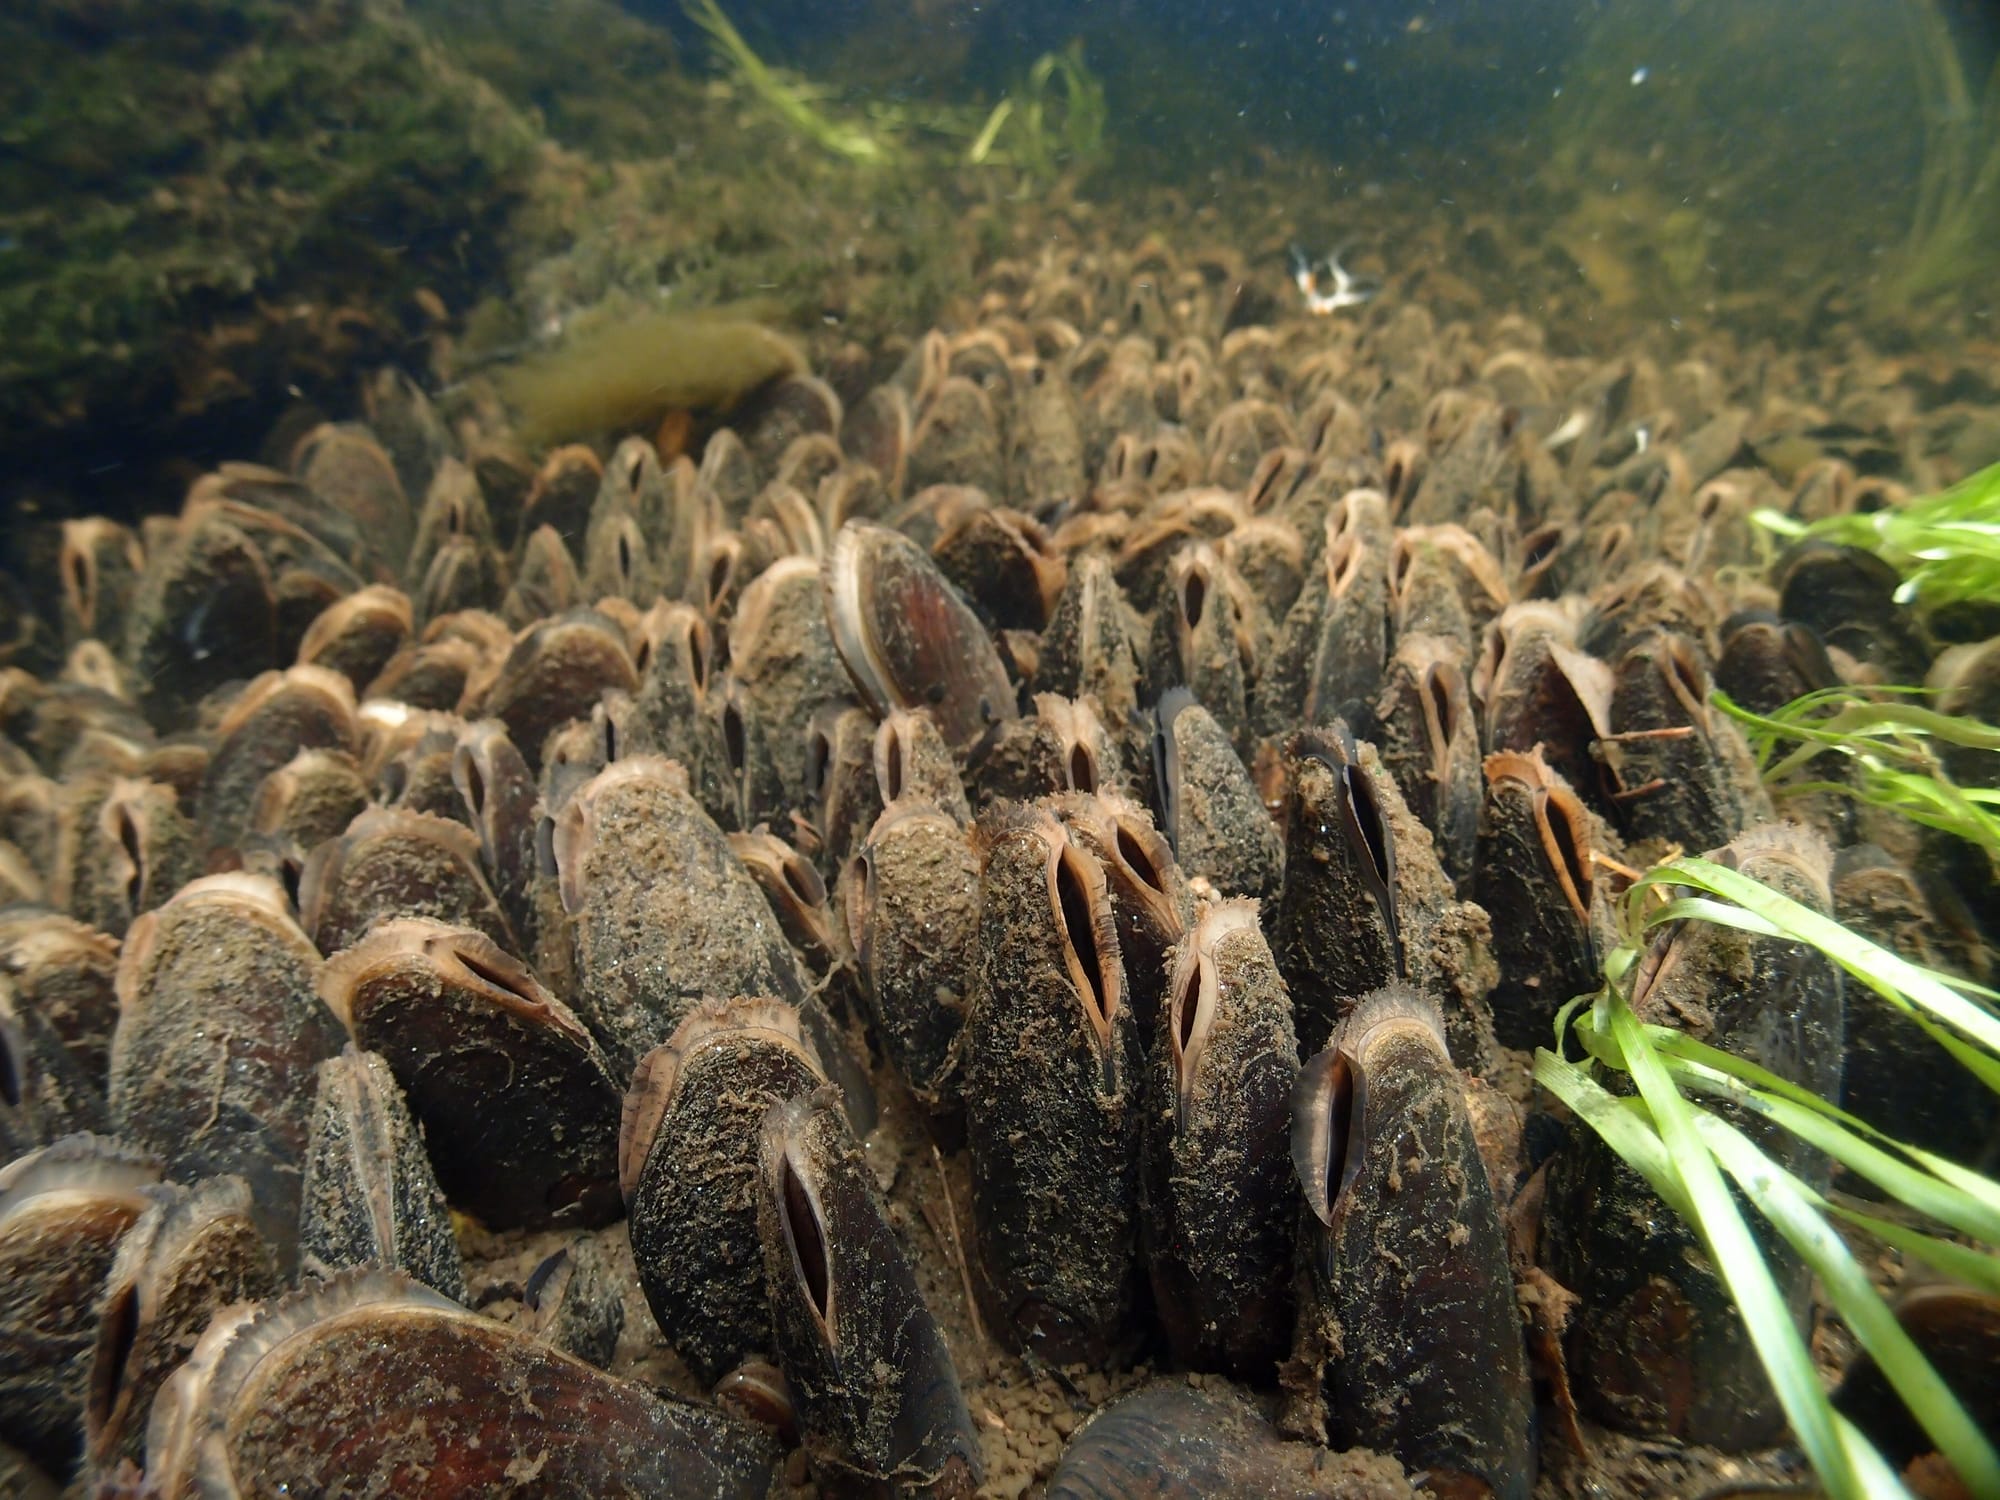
(2, 227, 1997, 1500)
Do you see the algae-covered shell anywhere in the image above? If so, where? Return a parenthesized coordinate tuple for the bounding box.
(1290, 986, 1533, 1497)
(482, 606, 638, 772)
(733, 555, 855, 816)
(962, 803, 1141, 1364)
(825, 521, 1017, 752)
(1542, 823, 1841, 1450)
(1272, 722, 1400, 1050)
(74, 776, 198, 940)
(320, 918, 622, 1231)
(81, 1175, 280, 1481)
(296, 584, 415, 695)
(1141, 900, 1299, 1378)
(553, 755, 809, 1079)
(196, 664, 359, 859)
(1152, 688, 1281, 902)
(1040, 554, 1148, 782)
(0, 972, 109, 1157)
(298, 1045, 466, 1301)
(110, 874, 343, 1268)
(841, 798, 981, 1109)
(623, 997, 827, 1385)
(1370, 632, 1479, 890)
(0, 909, 121, 1082)
(873, 707, 972, 822)
(139, 1270, 778, 1499)
(0, 1134, 162, 1478)
(1046, 1381, 1410, 1500)
(299, 804, 518, 956)
(758, 1089, 981, 1498)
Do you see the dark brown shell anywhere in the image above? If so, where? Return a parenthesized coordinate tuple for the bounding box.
(623, 998, 826, 1385)
(1290, 987, 1533, 1497)
(110, 874, 343, 1268)
(139, 1271, 777, 1499)
(321, 919, 621, 1231)
(758, 1089, 980, 1497)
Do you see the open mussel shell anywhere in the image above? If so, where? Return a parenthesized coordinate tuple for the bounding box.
(110, 873, 344, 1270)
(299, 1044, 465, 1301)
(73, 775, 197, 940)
(825, 520, 1017, 752)
(1834, 1281, 2000, 1475)
(139, 1270, 778, 1499)
(1046, 1381, 1411, 1500)
(1289, 985, 1533, 1498)
(732, 555, 853, 817)
(0, 1133, 163, 1478)
(483, 606, 639, 773)
(1369, 631, 1479, 890)
(1050, 789, 1193, 1038)
(622, 996, 827, 1385)
(1141, 900, 1299, 1378)
(82, 1174, 280, 1481)
(320, 918, 622, 1231)
(0, 909, 121, 1082)
(1476, 747, 1616, 1049)
(553, 755, 809, 1078)
(758, 1088, 980, 1498)
(962, 803, 1141, 1364)
(1041, 553, 1149, 782)
(196, 664, 359, 860)
(1272, 722, 1401, 1050)
(874, 706, 973, 822)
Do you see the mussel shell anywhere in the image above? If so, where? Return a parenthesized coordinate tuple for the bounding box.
(1142, 901, 1298, 1377)
(825, 521, 1017, 752)
(758, 1089, 980, 1497)
(962, 804, 1141, 1364)
(1047, 1382, 1405, 1500)
(110, 874, 343, 1268)
(299, 1045, 466, 1301)
(0, 1134, 162, 1477)
(1290, 987, 1533, 1497)
(82, 1175, 280, 1480)
(1153, 689, 1281, 902)
(623, 997, 826, 1385)
(320, 919, 622, 1231)
(140, 1271, 777, 1499)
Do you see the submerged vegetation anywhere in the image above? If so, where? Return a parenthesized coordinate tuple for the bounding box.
(682, 0, 891, 163)
(1537, 852, 2000, 1499)
(967, 42, 1110, 178)
(1757, 460, 2000, 617)
(1878, 0, 2000, 313)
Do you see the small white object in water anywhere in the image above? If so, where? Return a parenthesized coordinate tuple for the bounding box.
(1631, 65, 1649, 85)
(1544, 409, 1590, 450)
(1288, 244, 1377, 315)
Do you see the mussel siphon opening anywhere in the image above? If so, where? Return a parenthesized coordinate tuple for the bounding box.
(723, 701, 747, 776)
(0, 1024, 23, 1109)
(1068, 743, 1096, 794)
(1542, 793, 1594, 923)
(1180, 569, 1208, 632)
(780, 1156, 831, 1328)
(1175, 967, 1202, 1053)
(1340, 763, 1393, 894)
(459, 754, 487, 820)
(1055, 847, 1113, 1032)
(782, 855, 822, 907)
(115, 803, 146, 911)
(1115, 824, 1165, 894)
(457, 946, 539, 1007)
(87, 1282, 141, 1429)
(882, 726, 905, 801)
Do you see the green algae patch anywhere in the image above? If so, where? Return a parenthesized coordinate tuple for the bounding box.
(496, 304, 805, 447)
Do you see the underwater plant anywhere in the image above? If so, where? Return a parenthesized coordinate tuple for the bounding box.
(681, 0, 889, 163)
(966, 41, 1109, 178)
(1538, 850, 2000, 1499)
(1757, 459, 2000, 616)
(1876, 0, 2000, 313)
(1715, 687, 2000, 868)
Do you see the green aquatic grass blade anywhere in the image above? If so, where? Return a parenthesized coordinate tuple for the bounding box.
(1534, 1048, 1694, 1219)
(1603, 994, 1863, 1498)
(1633, 863, 2000, 1059)
(1693, 1109, 2000, 1496)
(1835, 1207, 2000, 1301)
(1753, 458, 2000, 607)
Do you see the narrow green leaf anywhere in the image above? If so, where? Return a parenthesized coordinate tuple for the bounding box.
(1694, 1110, 2000, 1496)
